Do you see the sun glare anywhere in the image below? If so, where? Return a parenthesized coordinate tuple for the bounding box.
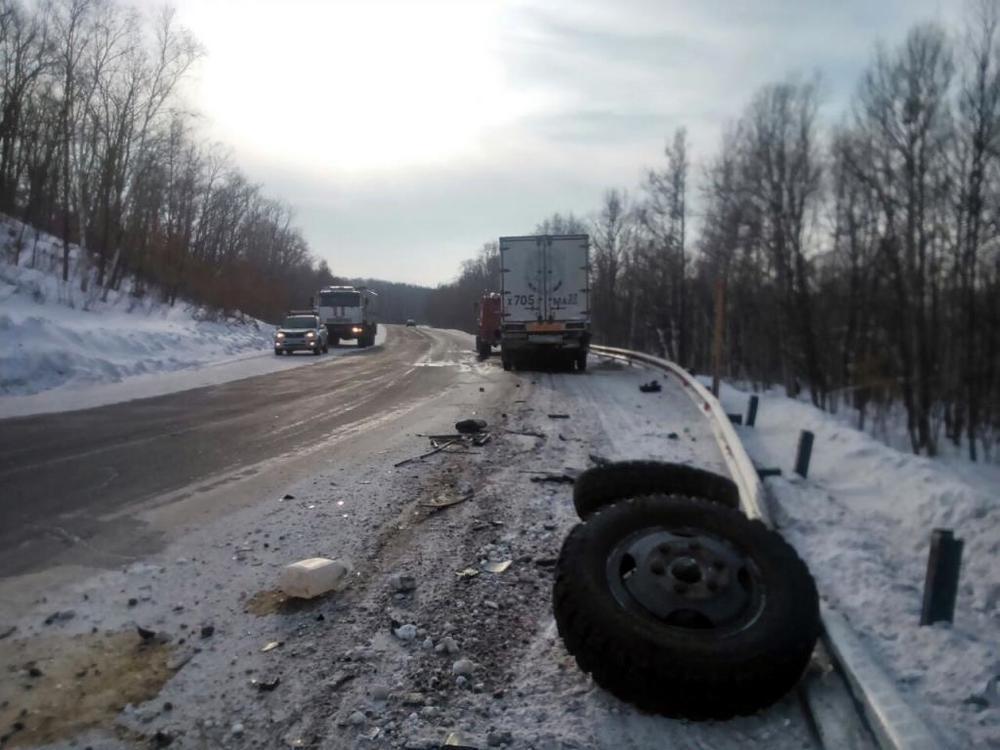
(185, 0, 521, 173)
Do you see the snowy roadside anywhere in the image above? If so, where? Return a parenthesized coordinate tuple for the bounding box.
(714, 381, 1000, 748)
(0, 358, 814, 750)
(0, 217, 391, 418)
(0, 325, 388, 419)
(0, 218, 385, 418)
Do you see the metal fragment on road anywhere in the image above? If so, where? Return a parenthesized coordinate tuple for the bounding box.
(261, 640, 282, 652)
(483, 560, 511, 574)
(421, 491, 473, 511)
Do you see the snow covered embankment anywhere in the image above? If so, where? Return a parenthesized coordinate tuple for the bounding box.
(715, 382, 1000, 748)
(0, 219, 274, 411)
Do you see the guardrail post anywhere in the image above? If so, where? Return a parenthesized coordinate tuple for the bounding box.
(746, 395, 759, 427)
(920, 529, 963, 626)
(794, 430, 814, 478)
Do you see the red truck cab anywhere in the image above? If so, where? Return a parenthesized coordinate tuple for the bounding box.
(476, 293, 502, 359)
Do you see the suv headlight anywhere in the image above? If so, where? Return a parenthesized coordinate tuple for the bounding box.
(275, 332, 285, 340)
(305, 331, 316, 338)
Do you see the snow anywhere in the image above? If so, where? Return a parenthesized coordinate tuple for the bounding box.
(713, 380, 1000, 748)
(0, 218, 386, 418)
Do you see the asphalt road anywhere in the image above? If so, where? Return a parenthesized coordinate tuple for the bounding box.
(0, 325, 479, 579)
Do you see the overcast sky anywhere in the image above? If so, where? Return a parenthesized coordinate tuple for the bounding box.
(157, 0, 960, 286)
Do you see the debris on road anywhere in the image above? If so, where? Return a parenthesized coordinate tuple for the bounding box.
(529, 473, 575, 485)
(547, 414, 570, 419)
(451, 657, 476, 676)
(252, 676, 281, 692)
(279, 557, 352, 599)
(199, 624, 215, 639)
(420, 491, 474, 512)
(456, 567, 479, 578)
(394, 439, 460, 467)
(42, 610, 75, 626)
(455, 418, 488, 434)
(482, 560, 512, 574)
(136, 625, 158, 642)
(639, 379, 662, 393)
(393, 623, 418, 641)
(389, 572, 417, 593)
(504, 428, 545, 439)
(261, 641, 282, 652)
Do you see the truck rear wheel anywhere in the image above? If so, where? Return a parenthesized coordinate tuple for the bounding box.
(501, 352, 512, 371)
(576, 350, 588, 371)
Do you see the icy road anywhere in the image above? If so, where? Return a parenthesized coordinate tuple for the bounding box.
(0, 326, 816, 749)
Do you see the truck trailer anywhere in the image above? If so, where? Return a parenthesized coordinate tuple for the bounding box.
(499, 234, 590, 371)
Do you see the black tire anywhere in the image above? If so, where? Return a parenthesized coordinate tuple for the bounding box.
(274, 350, 282, 357)
(576, 349, 588, 372)
(501, 353, 512, 371)
(477, 338, 490, 360)
(553, 497, 819, 719)
(573, 460, 740, 520)
(313, 345, 321, 355)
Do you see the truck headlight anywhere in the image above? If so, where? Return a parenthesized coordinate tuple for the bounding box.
(305, 331, 316, 338)
(275, 332, 285, 340)
(351, 327, 362, 333)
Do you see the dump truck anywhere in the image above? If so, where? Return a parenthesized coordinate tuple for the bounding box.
(475, 292, 502, 359)
(499, 234, 590, 371)
(316, 286, 378, 347)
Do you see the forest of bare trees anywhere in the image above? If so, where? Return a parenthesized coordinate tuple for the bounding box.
(0, 0, 333, 321)
(434, 7, 1000, 461)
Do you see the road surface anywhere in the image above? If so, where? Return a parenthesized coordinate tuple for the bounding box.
(0, 326, 487, 580)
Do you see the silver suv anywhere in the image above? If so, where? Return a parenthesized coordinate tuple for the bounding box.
(274, 311, 329, 356)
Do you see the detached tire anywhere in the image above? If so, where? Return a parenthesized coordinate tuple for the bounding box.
(553, 497, 819, 719)
(573, 460, 740, 520)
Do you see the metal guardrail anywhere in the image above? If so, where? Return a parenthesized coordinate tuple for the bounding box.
(589, 344, 945, 750)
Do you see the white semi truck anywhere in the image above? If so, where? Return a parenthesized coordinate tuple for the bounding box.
(316, 286, 378, 347)
(499, 234, 591, 371)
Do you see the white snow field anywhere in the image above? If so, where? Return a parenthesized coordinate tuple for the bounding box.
(0, 218, 385, 418)
(715, 381, 1000, 748)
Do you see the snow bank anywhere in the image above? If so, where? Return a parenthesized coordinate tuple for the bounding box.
(0, 217, 377, 417)
(714, 381, 1000, 747)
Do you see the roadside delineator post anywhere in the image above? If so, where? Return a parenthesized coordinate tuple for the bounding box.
(920, 529, 964, 626)
(794, 430, 814, 478)
(746, 395, 759, 427)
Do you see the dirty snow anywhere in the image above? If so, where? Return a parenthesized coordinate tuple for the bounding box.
(714, 380, 1000, 748)
(0, 351, 814, 749)
(0, 218, 386, 418)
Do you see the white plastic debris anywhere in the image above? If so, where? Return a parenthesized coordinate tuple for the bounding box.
(279, 558, 352, 599)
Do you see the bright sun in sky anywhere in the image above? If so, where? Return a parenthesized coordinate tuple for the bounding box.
(181, 0, 532, 174)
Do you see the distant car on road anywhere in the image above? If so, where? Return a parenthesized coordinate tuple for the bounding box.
(405, 319, 417, 327)
(274, 311, 329, 356)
